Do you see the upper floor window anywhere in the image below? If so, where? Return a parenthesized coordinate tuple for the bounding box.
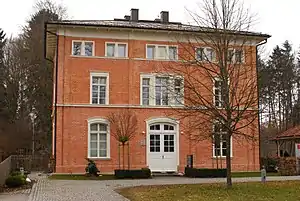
(90, 73, 109, 105)
(72, 41, 94, 56)
(146, 45, 178, 60)
(227, 49, 244, 63)
(141, 75, 184, 106)
(214, 78, 224, 108)
(195, 47, 215, 62)
(105, 43, 127, 58)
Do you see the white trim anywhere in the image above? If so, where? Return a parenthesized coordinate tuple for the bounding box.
(70, 55, 129, 60)
(212, 136, 233, 158)
(58, 28, 263, 46)
(87, 118, 110, 159)
(140, 74, 184, 107)
(212, 121, 233, 158)
(105, 42, 128, 58)
(54, 103, 258, 111)
(90, 72, 109, 105)
(195, 47, 216, 62)
(227, 48, 245, 64)
(146, 44, 178, 61)
(145, 117, 180, 171)
(72, 40, 95, 56)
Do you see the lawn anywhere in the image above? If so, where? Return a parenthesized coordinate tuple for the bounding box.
(118, 181, 300, 201)
(49, 172, 279, 180)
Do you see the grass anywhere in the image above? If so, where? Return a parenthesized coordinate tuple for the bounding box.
(49, 172, 280, 180)
(118, 181, 300, 201)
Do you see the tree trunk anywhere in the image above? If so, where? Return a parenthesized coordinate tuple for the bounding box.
(118, 143, 121, 169)
(128, 142, 130, 170)
(122, 143, 125, 170)
(226, 131, 232, 188)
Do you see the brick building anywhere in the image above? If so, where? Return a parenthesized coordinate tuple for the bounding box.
(45, 9, 270, 173)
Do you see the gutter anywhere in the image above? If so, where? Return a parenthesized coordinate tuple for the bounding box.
(255, 39, 268, 166)
(44, 22, 59, 172)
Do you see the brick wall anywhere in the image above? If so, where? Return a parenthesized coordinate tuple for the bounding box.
(53, 32, 259, 173)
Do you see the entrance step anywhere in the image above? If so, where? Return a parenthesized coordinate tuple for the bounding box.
(151, 172, 184, 177)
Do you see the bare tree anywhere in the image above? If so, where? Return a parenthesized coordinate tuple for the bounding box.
(108, 110, 138, 170)
(153, 0, 268, 187)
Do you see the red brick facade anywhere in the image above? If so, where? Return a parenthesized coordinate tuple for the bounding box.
(52, 27, 262, 174)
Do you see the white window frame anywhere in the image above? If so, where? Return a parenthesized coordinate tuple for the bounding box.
(212, 121, 233, 158)
(146, 44, 178, 61)
(140, 74, 184, 106)
(105, 42, 128, 58)
(72, 40, 95, 56)
(87, 118, 110, 159)
(213, 77, 223, 108)
(195, 47, 216, 62)
(90, 72, 109, 105)
(227, 48, 245, 63)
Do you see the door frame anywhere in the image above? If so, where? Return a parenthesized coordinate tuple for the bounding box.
(145, 117, 180, 171)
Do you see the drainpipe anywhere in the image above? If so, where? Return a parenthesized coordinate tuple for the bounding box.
(44, 23, 59, 172)
(256, 39, 268, 168)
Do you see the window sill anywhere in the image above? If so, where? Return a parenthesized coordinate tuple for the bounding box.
(134, 58, 179, 62)
(70, 55, 129, 59)
(212, 156, 233, 159)
(88, 157, 111, 161)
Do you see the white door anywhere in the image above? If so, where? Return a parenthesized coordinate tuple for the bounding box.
(148, 123, 177, 172)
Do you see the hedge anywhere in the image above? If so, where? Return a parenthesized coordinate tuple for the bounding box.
(185, 167, 227, 178)
(114, 168, 151, 179)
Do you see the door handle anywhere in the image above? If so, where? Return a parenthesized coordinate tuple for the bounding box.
(162, 155, 164, 159)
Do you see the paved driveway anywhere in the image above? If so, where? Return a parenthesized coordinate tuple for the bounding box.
(28, 175, 300, 201)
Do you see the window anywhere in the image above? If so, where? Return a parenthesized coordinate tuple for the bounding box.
(174, 78, 183, 105)
(157, 46, 167, 59)
(155, 77, 169, 105)
(169, 46, 177, 60)
(213, 122, 228, 157)
(146, 45, 177, 60)
(205, 48, 215, 62)
(196, 48, 204, 61)
(88, 120, 110, 158)
(227, 49, 234, 63)
(195, 47, 215, 62)
(105, 43, 127, 57)
(72, 41, 94, 56)
(91, 73, 109, 105)
(142, 78, 150, 105)
(235, 50, 243, 63)
(214, 79, 224, 108)
(147, 45, 155, 59)
(140, 75, 184, 106)
(227, 49, 243, 63)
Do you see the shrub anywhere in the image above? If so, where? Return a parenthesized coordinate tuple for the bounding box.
(185, 167, 227, 178)
(260, 157, 279, 173)
(10, 171, 22, 176)
(85, 158, 100, 177)
(114, 168, 152, 179)
(5, 175, 26, 188)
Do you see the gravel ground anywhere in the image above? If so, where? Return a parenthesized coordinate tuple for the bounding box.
(27, 175, 300, 201)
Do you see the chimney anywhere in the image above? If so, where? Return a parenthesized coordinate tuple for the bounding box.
(124, 15, 130, 20)
(130, 8, 139, 22)
(160, 11, 169, 24)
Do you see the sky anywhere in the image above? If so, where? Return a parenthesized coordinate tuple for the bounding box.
(1, 0, 299, 57)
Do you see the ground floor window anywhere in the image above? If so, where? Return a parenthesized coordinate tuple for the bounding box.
(88, 121, 109, 158)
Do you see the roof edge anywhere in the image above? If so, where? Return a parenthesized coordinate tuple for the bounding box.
(45, 21, 271, 39)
